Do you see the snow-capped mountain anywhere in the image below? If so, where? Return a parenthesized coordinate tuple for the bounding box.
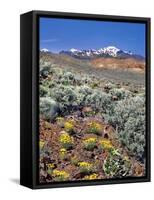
(41, 48, 49, 52)
(97, 46, 121, 57)
(60, 46, 144, 60)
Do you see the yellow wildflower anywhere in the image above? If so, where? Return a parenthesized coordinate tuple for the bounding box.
(59, 148, 67, 159)
(99, 139, 113, 150)
(83, 137, 97, 151)
(78, 161, 92, 168)
(56, 117, 64, 121)
(87, 121, 102, 134)
(52, 169, 69, 181)
(59, 133, 73, 144)
(60, 148, 67, 153)
(64, 120, 74, 132)
(44, 121, 51, 129)
(39, 140, 45, 149)
(59, 133, 73, 149)
(84, 138, 97, 143)
(46, 163, 55, 169)
(78, 162, 95, 174)
(84, 173, 98, 180)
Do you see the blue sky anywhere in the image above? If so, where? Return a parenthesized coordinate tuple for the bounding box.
(40, 17, 146, 56)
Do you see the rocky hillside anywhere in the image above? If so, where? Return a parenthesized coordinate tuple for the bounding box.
(91, 57, 145, 72)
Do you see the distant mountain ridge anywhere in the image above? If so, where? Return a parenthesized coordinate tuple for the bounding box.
(59, 46, 144, 60)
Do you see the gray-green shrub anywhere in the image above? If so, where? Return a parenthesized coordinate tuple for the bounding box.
(105, 96, 145, 161)
(40, 97, 60, 121)
(109, 88, 132, 100)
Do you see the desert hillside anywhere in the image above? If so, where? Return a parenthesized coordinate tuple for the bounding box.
(40, 52, 145, 85)
(91, 57, 145, 72)
(39, 54, 145, 183)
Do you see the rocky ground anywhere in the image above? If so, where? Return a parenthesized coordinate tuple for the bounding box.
(39, 114, 145, 183)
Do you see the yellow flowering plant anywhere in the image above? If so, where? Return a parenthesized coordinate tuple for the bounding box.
(78, 162, 95, 174)
(99, 139, 114, 150)
(52, 169, 70, 181)
(44, 121, 51, 129)
(64, 119, 75, 133)
(46, 163, 55, 169)
(83, 137, 97, 151)
(46, 163, 55, 175)
(59, 148, 67, 160)
(87, 121, 102, 135)
(59, 132, 74, 149)
(39, 140, 45, 149)
(84, 173, 98, 180)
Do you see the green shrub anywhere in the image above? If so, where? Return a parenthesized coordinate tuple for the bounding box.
(83, 137, 97, 151)
(119, 115, 145, 161)
(40, 65, 52, 77)
(40, 85, 49, 97)
(105, 96, 145, 161)
(50, 85, 78, 114)
(104, 82, 116, 90)
(85, 90, 113, 113)
(105, 96, 144, 125)
(40, 97, 60, 121)
(109, 88, 132, 100)
(103, 154, 131, 177)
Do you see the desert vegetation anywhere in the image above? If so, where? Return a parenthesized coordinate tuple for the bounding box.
(39, 57, 145, 183)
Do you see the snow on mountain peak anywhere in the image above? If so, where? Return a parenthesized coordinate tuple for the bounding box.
(69, 46, 124, 56)
(101, 46, 120, 57)
(60, 46, 137, 59)
(41, 48, 49, 52)
(70, 48, 80, 52)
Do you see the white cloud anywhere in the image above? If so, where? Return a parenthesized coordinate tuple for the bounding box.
(41, 38, 59, 43)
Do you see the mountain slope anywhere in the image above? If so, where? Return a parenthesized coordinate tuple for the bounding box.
(91, 57, 145, 72)
(40, 51, 145, 84)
